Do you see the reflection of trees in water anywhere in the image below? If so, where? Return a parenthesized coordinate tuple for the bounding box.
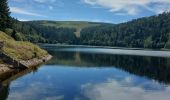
(0, 84, 9, 100)
(0, 66, 40, 100)
(80, 53, 170, 84)
(47, 50, 75, 64)
(75, 52, 81, 63)
(47, 49, 170, 84)
(49, 50, 75, 60)
(47, 51, 98, 66)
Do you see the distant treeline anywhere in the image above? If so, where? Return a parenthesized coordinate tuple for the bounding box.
(24, 12, 170, 49)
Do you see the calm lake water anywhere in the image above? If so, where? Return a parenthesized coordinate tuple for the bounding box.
(1, 45, 170, 100)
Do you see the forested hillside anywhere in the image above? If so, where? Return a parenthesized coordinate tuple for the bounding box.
(23, 12, 170, 49)
(25, 21, 77, 44)
(24, 21, 107, 44)
(80, 12, 170, 49)
(27, 21, 104, 37)
(9, 19, 45, 43)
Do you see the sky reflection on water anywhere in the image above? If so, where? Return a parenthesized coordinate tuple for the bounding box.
(1, 46, 170, 100)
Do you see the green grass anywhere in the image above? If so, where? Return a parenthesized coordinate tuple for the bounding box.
(0, 31, 48, 61)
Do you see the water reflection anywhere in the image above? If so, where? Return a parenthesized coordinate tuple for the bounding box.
(47, 48, 170, 84)
(0, 66, 39, 100)
(78, 78, 170, 100)
(1, 45, 170, 100)
(0, 84, 9, 100)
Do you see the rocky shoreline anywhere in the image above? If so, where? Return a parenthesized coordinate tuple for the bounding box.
(0, 54, 52, 75)
(20, 55, 52, 67)
(0, 64, 12, 73)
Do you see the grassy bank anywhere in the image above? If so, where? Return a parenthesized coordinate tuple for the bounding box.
(0, 31, 48, 61)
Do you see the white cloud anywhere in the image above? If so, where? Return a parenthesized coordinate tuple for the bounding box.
(33, 0, 64, 7)
(83, 0, 170, 15)
(8, 82, 64, 100)
(34, 0, 56, 3)
(17, 18, 29, 21)
(10, 7, 46, 17)
(11, 0, 26, 2)
(79, 78, 170, 100)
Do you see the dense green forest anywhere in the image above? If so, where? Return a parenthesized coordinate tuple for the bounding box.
(27, 21, 103, 37)
(26, 21, 77, 44)
(25, 21, 106, 44)
(24, 12, 170, 49)
(9, 19, 45, 43)
(80, 12, 170, 49)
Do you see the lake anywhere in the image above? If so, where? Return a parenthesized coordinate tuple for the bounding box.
(1, 45, 170, 100)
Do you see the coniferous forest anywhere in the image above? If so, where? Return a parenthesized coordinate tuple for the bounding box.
(20, 12, 170, 49)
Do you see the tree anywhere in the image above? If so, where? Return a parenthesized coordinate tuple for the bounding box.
(0, 0, 11, 30)
(11, 30, 17, 40)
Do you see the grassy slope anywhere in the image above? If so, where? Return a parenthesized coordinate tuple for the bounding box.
(28, 21, 104, 37)
(0, 31, 48, 61)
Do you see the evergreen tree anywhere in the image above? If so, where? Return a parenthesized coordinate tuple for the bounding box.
(11, 30, 17, 40)
(0, 0, 11, 30)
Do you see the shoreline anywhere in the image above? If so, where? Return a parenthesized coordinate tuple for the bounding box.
(0, 54, 52, 75)
(39, 44, 170, 51)
(20, 54, 52, 68)
(0, 64, 13, 74)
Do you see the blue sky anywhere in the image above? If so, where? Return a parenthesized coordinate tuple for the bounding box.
(9, 0, 170, 23)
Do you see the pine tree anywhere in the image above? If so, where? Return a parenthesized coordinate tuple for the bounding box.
(11, 30, 17, 40)
(0, 0, 11, 30)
